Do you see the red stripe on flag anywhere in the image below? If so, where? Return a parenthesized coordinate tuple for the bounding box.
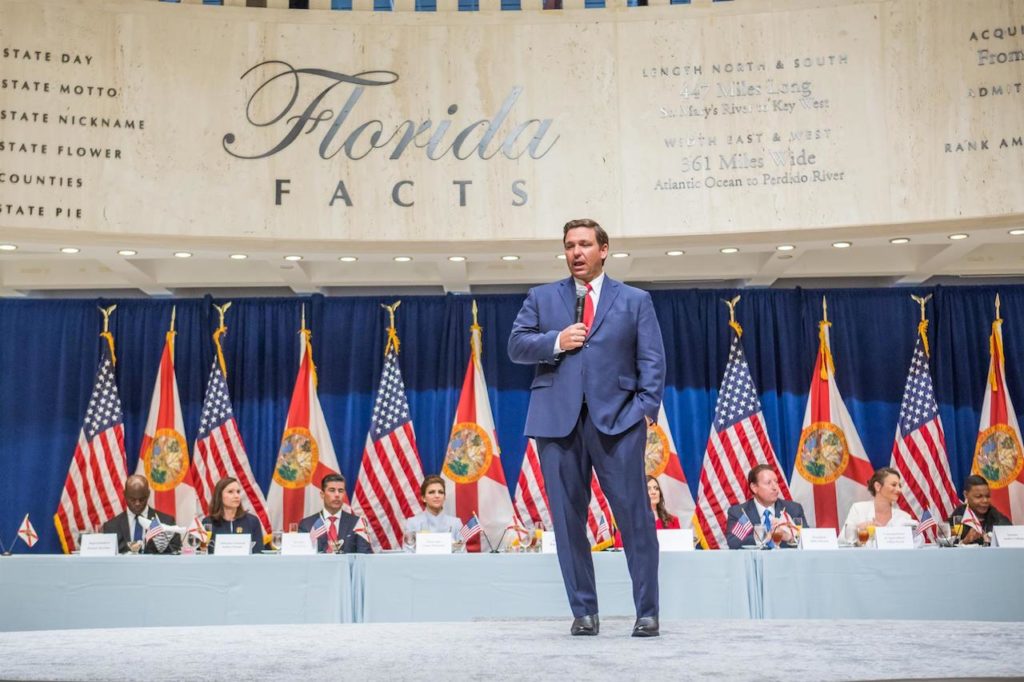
(812, 480, 838, 530)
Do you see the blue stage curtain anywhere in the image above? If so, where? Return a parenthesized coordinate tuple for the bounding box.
(1, 285, 1020, 552)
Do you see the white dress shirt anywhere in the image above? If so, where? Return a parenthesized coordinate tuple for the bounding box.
(842, 500, 923, 546)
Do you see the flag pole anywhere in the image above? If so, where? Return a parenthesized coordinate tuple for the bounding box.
(213, 302, 232, 378)
(99, 304, 117, 365)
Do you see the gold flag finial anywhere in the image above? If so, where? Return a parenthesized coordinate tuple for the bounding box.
(382, 301, 402, 355)
(169, 305, 177, 333)
(819, 297, 834, 380)
(723, 295, 742, 337)
(996, 293, 1002, 321)
(99, 305, 116, 333)
(471, 300, 480, 329)
(213, 302, 232, 377)
(911, 294, 933, 357)
(98, 305, 117, 365)
(300, 303, 307, 332)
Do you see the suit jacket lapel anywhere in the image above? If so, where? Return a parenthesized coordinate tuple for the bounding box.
(559, 277, 577, 323)
(588, 277, 620, 338)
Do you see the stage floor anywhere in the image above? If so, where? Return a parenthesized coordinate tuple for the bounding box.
(0, 619, 1022, 681)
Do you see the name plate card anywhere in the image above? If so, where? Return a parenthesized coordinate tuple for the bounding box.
(874, 526, 915, 550)
(415, 532, 453, 555)
(214, 534, 252, 556)
(280, 532, 316, 556)
(657, 529, 694, 552)
(79, 533, 118, 557)
(799, 528, 839, 550)
(991, 526, 1024, 548)
(541, 530, 557, 554)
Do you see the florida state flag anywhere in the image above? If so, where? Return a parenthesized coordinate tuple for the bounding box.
(646, 404, 696, 526)
(135, 309, 200, 526)
(442, 303, 514, 551)
(267, 314, 343, 531)
(789, 299, 874, 529)
(972, 295, 1024, 523)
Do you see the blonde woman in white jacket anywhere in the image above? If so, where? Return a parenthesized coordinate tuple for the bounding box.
(843, 466, 921, 546)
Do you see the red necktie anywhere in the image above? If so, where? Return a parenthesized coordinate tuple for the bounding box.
(583, 283, 595, 328)
(327, 515, 338, 544)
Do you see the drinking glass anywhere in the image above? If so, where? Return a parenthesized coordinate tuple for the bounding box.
(935, 522, 952, 547)
(288, 523, 299, 534)
(856, 526, 870, 547)
(201, 523, 213, 554)
(403, 529, 416, 552)
(452, 538, 466, 553)
(271, 530, 282, 551)
(789, 516, 804, 547)
(751, 524, 767, 549)
(951, 515, 963, 543)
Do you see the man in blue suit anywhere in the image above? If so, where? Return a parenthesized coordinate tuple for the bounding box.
(508, 218, 666, 637)
(725, 464, 808, 550)
(297, 473, 373, 554)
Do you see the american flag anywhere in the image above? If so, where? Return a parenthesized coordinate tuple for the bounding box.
(351, 330, 425, 551)
(695, 329, 790, 549)
(513, 439, 552, 532)
(889, 328, 959, 528)
(596, 513, 610, 541)
(309, 515, 329, 542)
(192, 356, 271, 535)
(729, 510, 754, 540)
(459, 515, 483, 542)
(916, 509, 937, 536)
(54, 334, 128, 553)
(144, 516, 170, 552)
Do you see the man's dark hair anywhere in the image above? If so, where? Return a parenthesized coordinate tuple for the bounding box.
(963, 474, 989, 493)
(747, 464, 774, 487)
(562, 218, 609, 250)
(321, 473, 346, 491)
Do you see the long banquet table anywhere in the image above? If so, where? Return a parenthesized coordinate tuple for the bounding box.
(1, 548, 1021, 631)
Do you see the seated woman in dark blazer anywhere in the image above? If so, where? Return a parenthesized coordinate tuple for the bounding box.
(949, 475, 1012, 545)
(203, 477, 265, 554)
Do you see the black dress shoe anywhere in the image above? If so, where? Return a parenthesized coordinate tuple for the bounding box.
(570, 614, 599, 636)
(632, 616, 659, 637)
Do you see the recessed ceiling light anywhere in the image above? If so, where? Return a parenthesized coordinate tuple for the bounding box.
(60, 247, 80, 254)
(720, 247, 739, 254)
(448, 256, 467, 262)
(284, 255, 303, 261)
(230, 253, 248, 260)
(1009, 229, 1024, 236)
(0, 244, 17, 251)
(556, 254, 567, 260)
(889, 237, 910, 245)
(339, 256, 358, 262)
(174, 251, 192, 258)
(778, 254, 793, 260)
(832, 241, 852, 249)
(665, 250, 684, 256)
(393, 256, 412, 262)
(776, 245, 795, 252)
(501, 255, 520, 261)
(611, 252, 630, 258)
(948, 233, 969, 240)
(117, 249, 137, 256)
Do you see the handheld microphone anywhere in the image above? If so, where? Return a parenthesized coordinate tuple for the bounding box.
(575, 286, 587, 324)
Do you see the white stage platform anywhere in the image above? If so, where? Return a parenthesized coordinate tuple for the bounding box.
(0, 619, 1022, 681)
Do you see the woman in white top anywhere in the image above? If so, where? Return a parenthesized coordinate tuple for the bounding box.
(403, 475, 464, 549)
(843, 466, 921, 545)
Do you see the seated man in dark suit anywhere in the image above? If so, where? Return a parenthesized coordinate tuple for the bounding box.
(725, 464, 808, 549)
(297, 473, 373, 554)
(102, 474, 180, 554)
(949, 474, 1012, 545)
